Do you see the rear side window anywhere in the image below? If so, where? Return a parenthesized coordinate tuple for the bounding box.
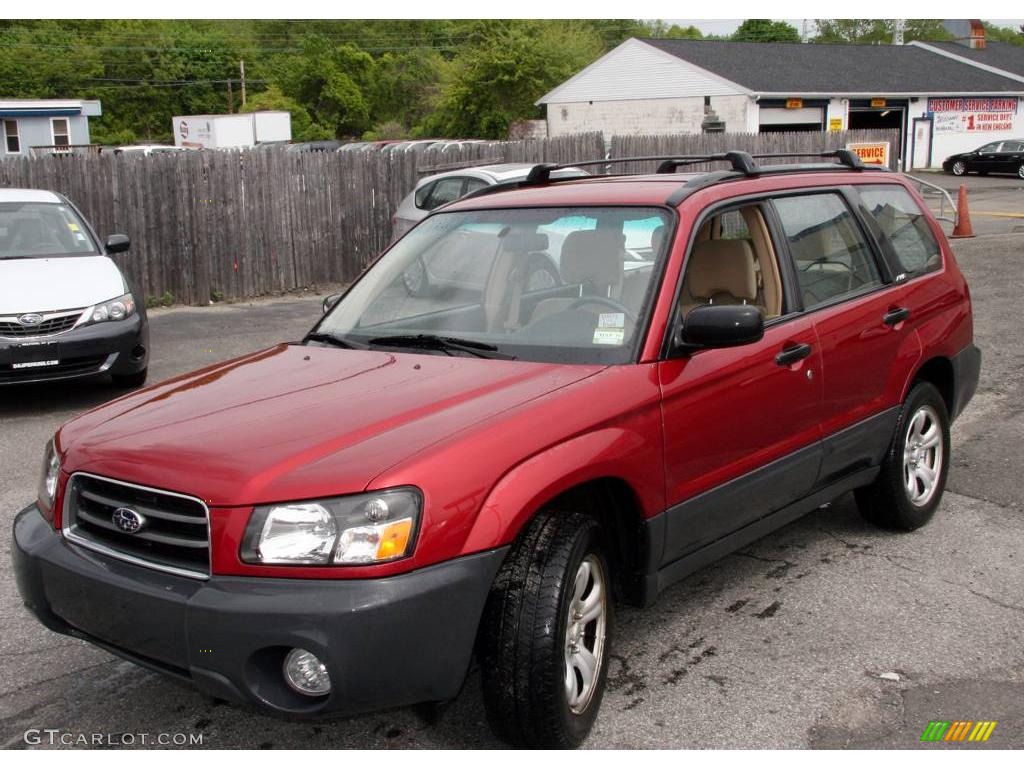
(418, 177, 468, 211)
(773, 193, 882, 310)
(859, 186, 942, 279)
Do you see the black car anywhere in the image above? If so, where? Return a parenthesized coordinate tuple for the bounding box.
(0, 189, 148, 387)
(943, 139, 1024, 178)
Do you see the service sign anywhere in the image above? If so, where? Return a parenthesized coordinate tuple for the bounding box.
(846, 141, 890, 167)
(928, 97, 1019, 134)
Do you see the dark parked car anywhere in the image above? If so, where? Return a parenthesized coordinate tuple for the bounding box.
(943, 139, 1024, 178)
(0, 189, 148, 387)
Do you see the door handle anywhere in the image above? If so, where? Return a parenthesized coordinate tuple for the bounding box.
(775, 343, 812, 367)
(883, 307, 910, 326)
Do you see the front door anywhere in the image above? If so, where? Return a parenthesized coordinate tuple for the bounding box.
(658, 202, 824, 565)
(912, 118, 932, 170)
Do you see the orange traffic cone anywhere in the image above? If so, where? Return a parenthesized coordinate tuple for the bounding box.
(951, 184, 975, 239)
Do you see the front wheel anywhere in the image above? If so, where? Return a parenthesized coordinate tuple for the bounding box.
(1017, 163, 1024, 180)
(855, 382, 950, 530)
(478, 511, 612, 748)
(950, 160, 966, 176)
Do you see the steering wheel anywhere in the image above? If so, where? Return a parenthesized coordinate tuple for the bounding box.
(567, 296, 637, 324)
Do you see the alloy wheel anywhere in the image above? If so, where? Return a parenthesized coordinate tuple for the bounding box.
(903, 404, 944, 507)
(952, 161, 966, 176)
(564, 555, 607, 715)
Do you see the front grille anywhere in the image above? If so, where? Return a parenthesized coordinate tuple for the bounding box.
(64, 474, 211, 579)
(0, 309, 83, 338)
(0, 355, 107, 383)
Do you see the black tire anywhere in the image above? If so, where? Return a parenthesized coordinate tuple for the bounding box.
(112, 368, 148, 388)
(855, 382, 950, 531)
(1017, 163, 1024, 180)
(478, 511, 612, 749)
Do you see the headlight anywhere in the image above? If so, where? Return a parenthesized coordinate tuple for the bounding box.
(85, 293, 136, 324)
(241, 488, 421, 566)
(37, 438, 61, 517)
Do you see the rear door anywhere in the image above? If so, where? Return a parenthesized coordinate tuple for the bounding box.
(770, 190, 911, 485)
(995, 140, 1023, 175)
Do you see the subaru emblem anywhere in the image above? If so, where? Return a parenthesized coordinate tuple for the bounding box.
(17, 313, 44, 326)
(111, 507, 145, 534)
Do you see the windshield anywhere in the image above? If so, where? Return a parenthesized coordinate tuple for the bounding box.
(316, 206, 673, 364)
(0, 202, 98, 259)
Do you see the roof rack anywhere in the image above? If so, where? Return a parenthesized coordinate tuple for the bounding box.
(455, 149, 886, 208)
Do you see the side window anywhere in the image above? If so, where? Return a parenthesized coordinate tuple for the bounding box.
(679, 203, 786, 320)
(51, 118, 70, 149)
(773, 193, 882, 310)
(3, 120, 20, 154)
(414, 180, 437, 209)
(463, 177, 488, 195)
(1000, 141, 1023, 153)
(423, 177, 467, 211)
(859, 185, 942, 279)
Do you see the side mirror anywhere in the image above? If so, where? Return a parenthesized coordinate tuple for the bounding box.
(322, 293, 342, 314)
(105, 234, 130, 254)
(673, 304, 764, 354)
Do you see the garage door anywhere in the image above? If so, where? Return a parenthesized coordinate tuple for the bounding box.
(759, 107, 824, 130)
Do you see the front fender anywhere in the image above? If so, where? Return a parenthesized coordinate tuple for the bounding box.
(460, 426, 664, 554)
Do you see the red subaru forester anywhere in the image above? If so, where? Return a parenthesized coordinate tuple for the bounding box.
(14, 151, 980, 748)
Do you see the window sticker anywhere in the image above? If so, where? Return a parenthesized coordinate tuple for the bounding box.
(67, 222, 80, 232)
(598, 312, 625, 329)
(593, 328, 625, 345)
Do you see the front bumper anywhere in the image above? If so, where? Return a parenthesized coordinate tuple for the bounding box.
(0, 314, 148, 385)
(13, 505, 507, 717)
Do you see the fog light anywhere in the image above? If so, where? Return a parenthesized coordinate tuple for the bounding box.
(283, 648, 331, 696)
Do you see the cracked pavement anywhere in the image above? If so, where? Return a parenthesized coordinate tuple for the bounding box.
(1, 235, 1022, 749)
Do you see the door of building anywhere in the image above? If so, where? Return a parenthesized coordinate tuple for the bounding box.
(912, 118, 933, 170)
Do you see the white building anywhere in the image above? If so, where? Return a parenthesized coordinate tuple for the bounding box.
(537, 32, 1024, 170)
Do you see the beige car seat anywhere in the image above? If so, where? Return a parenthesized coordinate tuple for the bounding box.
(529, 230, 625, 324)
(680, 239, 758, 315)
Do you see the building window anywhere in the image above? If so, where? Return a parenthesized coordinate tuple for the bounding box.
(51, 117, 70, 149)
(3, 120, 19, 154)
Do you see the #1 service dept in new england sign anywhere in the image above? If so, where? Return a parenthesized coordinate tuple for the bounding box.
(928, 97, 1019, 134)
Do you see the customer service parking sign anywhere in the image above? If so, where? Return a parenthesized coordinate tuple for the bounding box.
(929, 97, 1019, 133)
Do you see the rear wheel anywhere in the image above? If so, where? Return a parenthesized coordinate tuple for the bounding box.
(855, 382, 950, 530)
(950, 160, 966, 176)
(478, 510, 611, 748)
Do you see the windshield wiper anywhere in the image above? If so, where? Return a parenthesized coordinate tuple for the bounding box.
(304, 331, 364, 349)
(367, 334, 516, 360)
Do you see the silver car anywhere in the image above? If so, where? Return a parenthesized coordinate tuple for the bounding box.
(391, 163, 586, 241)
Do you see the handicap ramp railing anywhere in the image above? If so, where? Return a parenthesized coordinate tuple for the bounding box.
(905, 174, 959, 226)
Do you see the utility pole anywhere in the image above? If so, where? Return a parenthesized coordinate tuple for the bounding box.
(227, 79, 234, 113)
(892, 19, 906, 45)
(239, 60, 247, 109)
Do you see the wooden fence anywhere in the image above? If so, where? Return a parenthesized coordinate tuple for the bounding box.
(608, 129, 901, 173)
(0, 128, 900, 305)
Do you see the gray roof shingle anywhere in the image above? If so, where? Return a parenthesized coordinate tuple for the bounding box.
(641, 38, 1024, 94)
(924, 40, 1024, 78)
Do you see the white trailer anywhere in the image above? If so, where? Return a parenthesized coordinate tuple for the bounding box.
(172, 112, 292, 150)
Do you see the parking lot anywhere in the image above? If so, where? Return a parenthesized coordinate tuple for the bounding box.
(915, 171, 1024, 237)
(2, 233, 1023, 749)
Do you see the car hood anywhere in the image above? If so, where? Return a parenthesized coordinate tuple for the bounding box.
(57, 344, 603, 506)
(0, 255, 127, 314)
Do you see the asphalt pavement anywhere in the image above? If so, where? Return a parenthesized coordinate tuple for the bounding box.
(911, 171, 1024, 237)
(1, 235, 1022, 749)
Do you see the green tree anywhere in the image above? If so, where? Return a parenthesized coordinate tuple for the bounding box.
(732, 19, 802, 43)
(242, 85, 332, 141)
(427, 20, 603, 138)
(813, 19, 951, 44)
(983, 22, 1024, 46)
